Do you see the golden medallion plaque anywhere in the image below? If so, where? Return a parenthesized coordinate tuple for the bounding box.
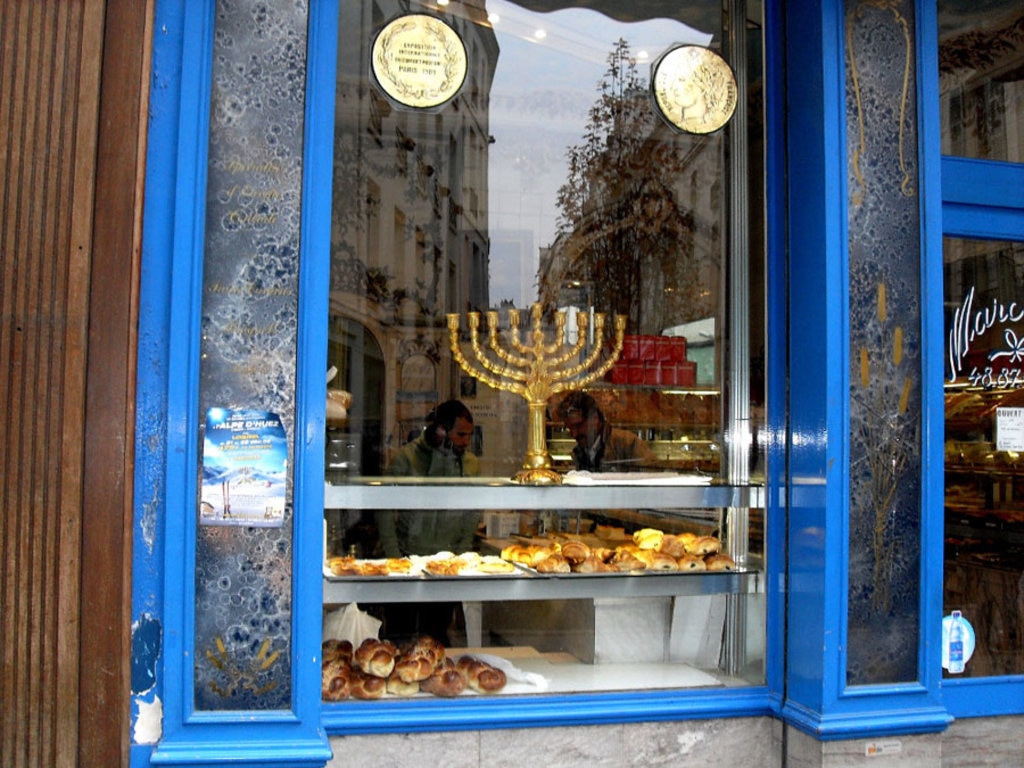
(652, 46, 738, 134)
(371, 14, 468, 109)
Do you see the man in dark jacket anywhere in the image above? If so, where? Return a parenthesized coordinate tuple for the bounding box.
(377, 399, 480, 557)
(375, 400, 480, 644)
(556, 391, 656, 472)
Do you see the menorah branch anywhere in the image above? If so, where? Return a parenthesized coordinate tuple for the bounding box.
(447, 305, 626, 485)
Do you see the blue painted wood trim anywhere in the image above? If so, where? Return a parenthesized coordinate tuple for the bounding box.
(914, 0, 949, 710)
(134, 0, 333, 764)
(130, 0, 189, 763)
(323, 688, 776, 735)
(941, 157, 1024, 241)
(762, 0, 789, 714)
(942, 676, 1024, 718)
(781, 0, 952, 738)
(784, 0, 851, 720)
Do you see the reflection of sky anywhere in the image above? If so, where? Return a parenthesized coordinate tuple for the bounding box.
(486, 0, 712, 307)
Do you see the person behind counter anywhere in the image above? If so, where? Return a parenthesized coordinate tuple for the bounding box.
(375, 400, 480, 644)
(556, 391, 656, 472)
(376, 399, 481, 558)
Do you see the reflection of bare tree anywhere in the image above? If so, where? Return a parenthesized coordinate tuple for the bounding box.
(539, 40, 716, 335)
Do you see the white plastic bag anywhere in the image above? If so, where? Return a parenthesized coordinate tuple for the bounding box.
(323, 603, 381, 647)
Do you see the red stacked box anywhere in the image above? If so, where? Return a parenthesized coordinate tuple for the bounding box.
(606, 335, 694, 386)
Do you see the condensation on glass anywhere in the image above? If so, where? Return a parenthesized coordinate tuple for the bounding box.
(191, 1, 309, 710)
(324, 0, 768, 699)
(843, 0, 923, 686)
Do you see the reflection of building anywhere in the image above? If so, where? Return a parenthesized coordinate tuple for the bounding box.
(536, 60, 725, 336)
(938, 9, 1023, 161)
(329, 1, 498, 462)
(939, 9, 1024, 327)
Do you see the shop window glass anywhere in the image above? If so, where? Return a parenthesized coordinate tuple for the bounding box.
(323, 0, 767, 700)
(938, 1, 1024, 163)
(943, 236, 1024, 678)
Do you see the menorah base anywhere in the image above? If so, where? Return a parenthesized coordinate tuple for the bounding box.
(512, 467, 563, 486)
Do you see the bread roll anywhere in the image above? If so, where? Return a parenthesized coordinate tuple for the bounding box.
(349, 668, 386, 699)
(393, 654, 436, 684)
(456, 656, 507, 693)
(322, 638, 353, 665)
(321, 658, 351, 701)
(420, 658, 467, 697)
(386, 671, 420, 696)
(354, 638, 398, 678)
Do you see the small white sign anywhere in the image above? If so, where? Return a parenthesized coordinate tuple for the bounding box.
(996, 407, 1024, 451)
(864, 740, 902, 757)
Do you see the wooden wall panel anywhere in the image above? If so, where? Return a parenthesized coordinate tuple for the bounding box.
(0, 0, 149, 766)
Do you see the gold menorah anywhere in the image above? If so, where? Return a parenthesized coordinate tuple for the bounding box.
(447, 303, 627, 485)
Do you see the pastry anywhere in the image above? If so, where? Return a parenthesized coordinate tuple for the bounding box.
(686, 535, 721, 555)
(384, 557, 413, 574)
(574, 553, 614, 573)
(705, 553, 736, 571)
(477, 556, 516, 574)
(647, 552, 680, 571)
(677, 554, 707, 571)
(633, 528, 664, 550)
(559, 540, 590, 565)
(353, 638, 398, 678)
(326, 556, 359, 576)
(535, 553, 571, 573)
(611, 550, 647, 571)
(658, 534, 689, 558)
(456, 656, 507, 693)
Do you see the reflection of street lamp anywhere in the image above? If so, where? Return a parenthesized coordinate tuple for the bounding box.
(559, 280, 593, 346)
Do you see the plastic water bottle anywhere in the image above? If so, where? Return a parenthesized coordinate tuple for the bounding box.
(948, 610, 965, 674)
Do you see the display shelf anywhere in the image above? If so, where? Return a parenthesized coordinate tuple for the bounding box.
(323, 567, 761, 603)
(323, 478, 764, 511)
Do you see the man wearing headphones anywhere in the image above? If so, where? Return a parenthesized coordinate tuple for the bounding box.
(375, 400, 481, 643)
(376, 399, 480, 558)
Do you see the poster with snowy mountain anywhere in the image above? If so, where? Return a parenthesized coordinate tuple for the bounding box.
(200, 408, 288, 527)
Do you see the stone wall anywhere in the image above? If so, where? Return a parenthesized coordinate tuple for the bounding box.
(327, 715, 1024, 767)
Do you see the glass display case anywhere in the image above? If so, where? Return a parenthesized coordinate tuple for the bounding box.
(323, 480, 765, 697)
(321, 0, 767, 703)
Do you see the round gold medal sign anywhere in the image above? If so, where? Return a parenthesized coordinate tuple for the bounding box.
(371, 14, 468, 110)
(652, 46, 738, 135)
